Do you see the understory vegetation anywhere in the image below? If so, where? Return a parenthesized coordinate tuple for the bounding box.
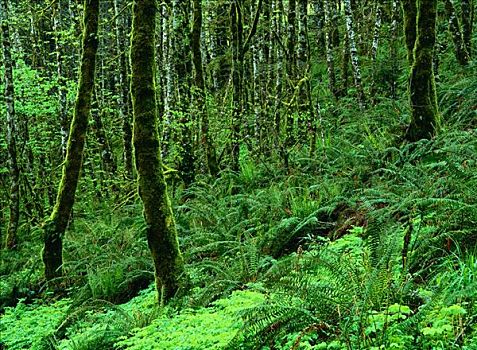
(2, 59, 477, 348)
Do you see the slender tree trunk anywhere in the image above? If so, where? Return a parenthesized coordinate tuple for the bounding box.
(260, 0, 273, 155)
(340, 31, 350, 96)
(370, 3, 382, 100)
(113, 0, 133, 178)
(370, 3, 382, 63)
(130, 0, 185, 303)
(1, 0, 19, 249)
(173, 0, 195, 187)
(297, 0, 314, 147)
(52, 0, 69, 158)
(444, 0, 469, 66)
(92, 90, 117, 176)
(287, 0, 297, 81)
(389, 0, 399, 99)
(283, 0, 297, 169)
(405, 0, 440, 141)
(312, 0, 325, 53)
(344, 0, 365, 108)
(461, 0, 473, 56)
(297, 0, 310, 131)
(273, 0, 284, 139)
(192, 0, 218, 176)
(323, 0, 337, 98)
(162, 2, 175, 158)
(402, 0, 417, 65)
(42, 0, 99, 281)
(230, 0, 243, 172)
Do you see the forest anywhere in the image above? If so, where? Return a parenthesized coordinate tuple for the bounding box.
(0, 0, 476, 348)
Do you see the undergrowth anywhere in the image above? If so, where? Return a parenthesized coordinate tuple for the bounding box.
(1, 49, 477, 350)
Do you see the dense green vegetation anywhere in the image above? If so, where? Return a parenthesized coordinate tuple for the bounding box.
(1, 0, 477, 349)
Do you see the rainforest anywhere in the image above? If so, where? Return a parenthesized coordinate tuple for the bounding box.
(1, 0, 477, 349)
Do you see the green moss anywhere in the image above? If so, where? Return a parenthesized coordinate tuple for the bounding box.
(405, 0, 440, 141)
(42, 0, 99, 281)
(130, 0, 185, 303)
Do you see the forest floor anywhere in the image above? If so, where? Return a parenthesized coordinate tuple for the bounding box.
(2, 61, 477, 350)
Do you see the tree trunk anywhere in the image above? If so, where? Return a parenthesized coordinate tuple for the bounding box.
(52, 0, 69, 159)
(1, 0, 20, 249)
(444, 0, 469, 66)
(370, 3, 382, 63)
(461, 0, 473, 56)
(192, 0, 218, 176)
(370, 3, 382, 99)
(389, 0, 400, 99)
(92, 90, 117, 177)
(340, 31, 350, 96)
(283, 0, 297, 169)
(42, 0, 99, 281)
(405, 0, 440, 141)
(173, 0, 195, 187)
(113, 0, 133, 178)
(230, 0, 243, 172)
(344, 0, 365, 108)
(130, 0, 185, 303)
(402, 0, 417, 65)
(323, 0, 337, 98)
(273, 0, 284, 141)
(162, 2, 175, 159)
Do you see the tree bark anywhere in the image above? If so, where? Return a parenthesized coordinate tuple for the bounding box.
(192, 0, 218, 176)
(92, 89, 117, 177)
(405, 0, 440, 141)
(461, 0, 473, 56)
(444, 0, 469, 65)
(323, 0, 337, 98)
(1, 0, 20, 249)
(370, 2, 382, 99)
(402, 0, 417, 65)
(173, 0, 195, 187)
(389, 0, 400, 99)
(130, 0, 185, 303)
(42, 0, 99, 281)
(113, 0, 133, 178)
(344, 0, 365, 108)
(52, 0, 69, 159)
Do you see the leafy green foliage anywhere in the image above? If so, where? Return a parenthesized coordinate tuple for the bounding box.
(0, 298, 70, 349)
(2, 2, 477, 349)
(116, 290, 264, 350)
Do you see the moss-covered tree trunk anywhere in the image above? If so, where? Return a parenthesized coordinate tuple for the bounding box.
(444, 0, 469, 66)
(404, 0, 440, 142)
(1, 0, 20, 249)
(130, 0, 185, 303)
(42, 0, 99, 281)
(402, 0, 417, 65)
